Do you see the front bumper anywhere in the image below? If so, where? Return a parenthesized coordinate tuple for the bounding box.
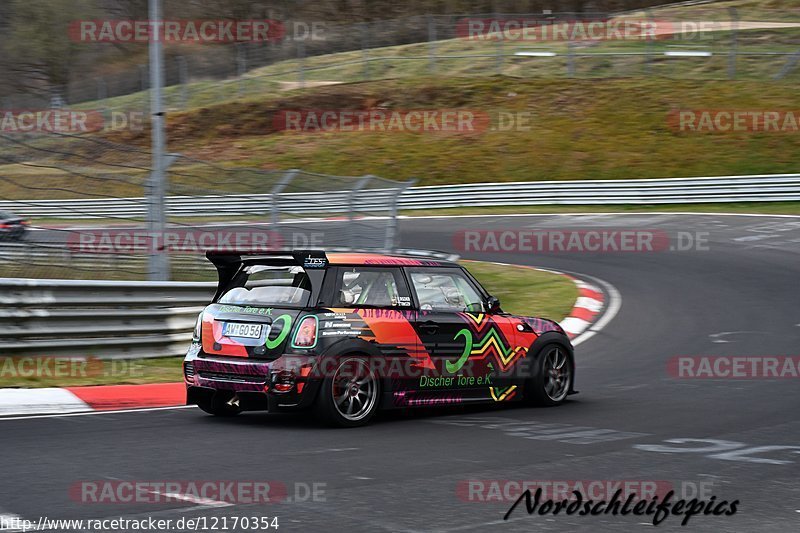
(183, 344, 320, 411)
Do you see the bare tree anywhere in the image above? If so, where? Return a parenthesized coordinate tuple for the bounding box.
(3, 0, 99, 101)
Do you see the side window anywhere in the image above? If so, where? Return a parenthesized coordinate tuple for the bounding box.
(333, 267, 411, 308)
(408, 268, 484, 313)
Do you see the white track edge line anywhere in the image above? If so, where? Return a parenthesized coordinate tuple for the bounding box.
(0, 404, 196, 422)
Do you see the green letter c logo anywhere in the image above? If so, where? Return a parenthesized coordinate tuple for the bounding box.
(446, 329, 473, 374)
(265, 314, 292, 349)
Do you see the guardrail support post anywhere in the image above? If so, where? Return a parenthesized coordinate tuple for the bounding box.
(269, 170, 297, 243)
(385, 178, 416, 252)
(348, 176, 372, 249)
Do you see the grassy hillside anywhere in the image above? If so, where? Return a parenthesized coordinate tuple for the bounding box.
(0, 0, 798, 200)
(1, 76, 798, 201)
(144, 77, 800, 185)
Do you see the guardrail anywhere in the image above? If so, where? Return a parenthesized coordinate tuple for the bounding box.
(1, 174, 798, 219)
(0, 250, 457, 360)
(0, 279, 214, 359)
(400, 174, 800, 208)
(0, 244, 215, 279)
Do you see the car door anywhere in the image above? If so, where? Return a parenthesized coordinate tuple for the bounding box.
(323, 266, 424, 402)
(406, 266, 522, 401)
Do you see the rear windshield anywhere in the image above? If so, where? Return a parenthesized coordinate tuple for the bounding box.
(218, 265, 312, 307)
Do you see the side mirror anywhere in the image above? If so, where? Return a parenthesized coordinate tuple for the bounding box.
(486, 296, 501, 313)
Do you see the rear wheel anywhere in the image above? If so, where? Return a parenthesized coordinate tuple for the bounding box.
(314, 356, 380, 427)
(527, 344, 572, 406)
(196, 394, 242, 417)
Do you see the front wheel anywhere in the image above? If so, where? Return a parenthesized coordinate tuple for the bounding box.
(527, 343, 573, 406)
(314, 356, 380, 427)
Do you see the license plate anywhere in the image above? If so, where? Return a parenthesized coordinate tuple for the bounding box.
(223, 322, 263, 339)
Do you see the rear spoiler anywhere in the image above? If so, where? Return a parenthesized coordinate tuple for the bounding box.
(206, 250, 328, 302)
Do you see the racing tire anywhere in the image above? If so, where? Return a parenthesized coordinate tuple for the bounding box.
(314, 356, 380, 427)
(526, 343, 573, 406)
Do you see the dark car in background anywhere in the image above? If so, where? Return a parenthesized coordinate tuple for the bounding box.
(184, 250, 575, 427)
(0, 211, 27, 241)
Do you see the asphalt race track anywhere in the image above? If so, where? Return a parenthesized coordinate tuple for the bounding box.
(2, 213, 800, 532)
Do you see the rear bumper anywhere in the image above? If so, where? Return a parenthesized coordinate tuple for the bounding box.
(183, 345, 320, 411)
(0, 226, 25, 239)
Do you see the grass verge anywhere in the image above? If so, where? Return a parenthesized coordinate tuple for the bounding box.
(459, 260, 578, 322)
(0, 357, 184, 389)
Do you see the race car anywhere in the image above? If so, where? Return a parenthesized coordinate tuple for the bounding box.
(184, 250, 575, 427)
(0, 211, 27, 241)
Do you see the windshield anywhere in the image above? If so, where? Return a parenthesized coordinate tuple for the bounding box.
(218, 265, 312, 307)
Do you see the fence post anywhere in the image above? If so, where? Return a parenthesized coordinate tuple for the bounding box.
(495, 25, 504, 74)
(644, 8, 654, 75)
(96, 78, 107, 112)
(237, 44, 247, 96)
(297, 38, 306, 89)
(567, 40, 575, 78)
(774, 48, 800, 80)
(138, 64, 149, 114)
(362, 22, 371, 81)
(177, 56, 188, 109)
(566, 12, 575, 78)
(427, 15, 437, 74)
(728, 7, 739, 80)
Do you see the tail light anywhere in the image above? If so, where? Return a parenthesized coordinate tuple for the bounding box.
(0, 224, 8, 229)
(292, 316, 318, 348)
(192, 311, 203, 342)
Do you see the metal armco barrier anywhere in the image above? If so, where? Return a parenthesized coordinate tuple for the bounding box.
(399, 174, 800, 207)
(1, 174, 798, 218)
(0, 279, 215, 359)
(0, 250, 455, 360)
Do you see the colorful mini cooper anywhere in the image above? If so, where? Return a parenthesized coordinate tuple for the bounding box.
(184, 250, 576, 427)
